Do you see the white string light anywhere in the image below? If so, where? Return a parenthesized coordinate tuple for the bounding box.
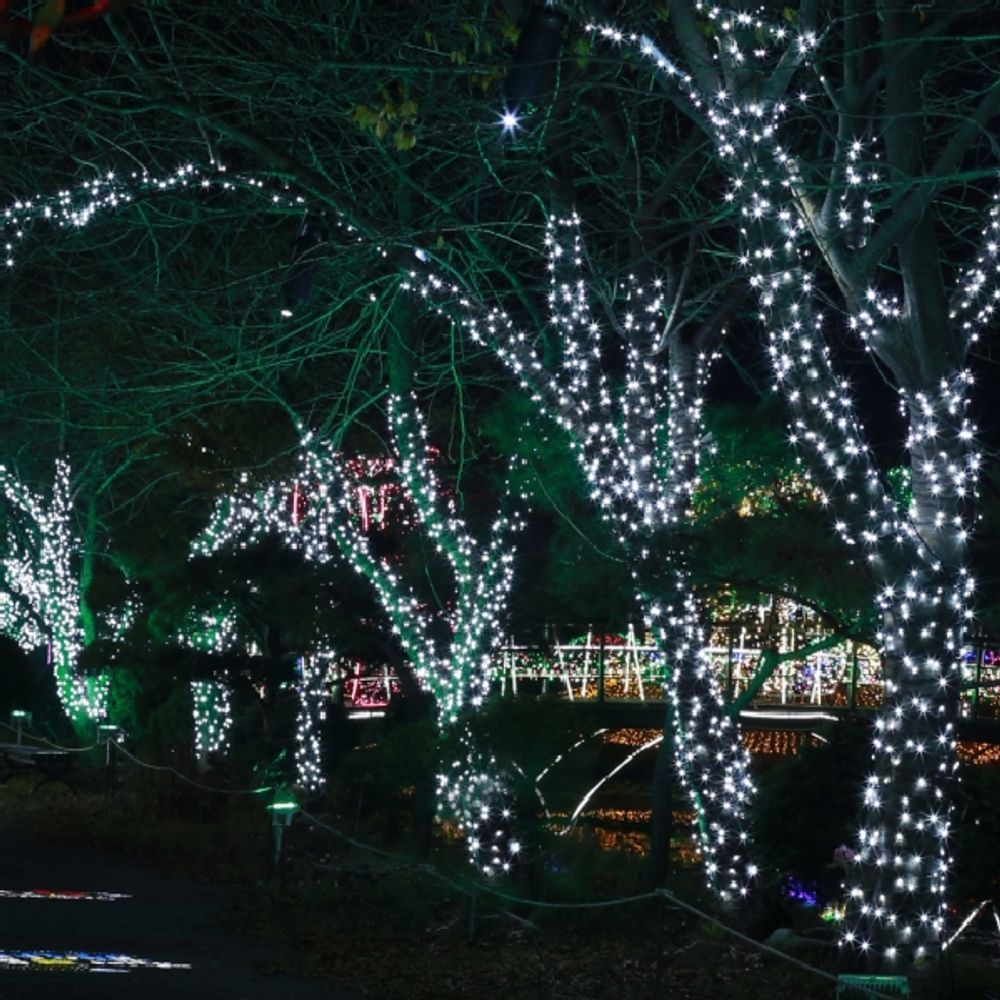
(194, 398, 525, 730)
(1, 162, 312, 271)
(592, 6, 996, 960)
(0, 459, 107, 722)
(176, 606, 246, 760)
(295, 655, 328, 794)
(193, 397, 526, 862)
(190, 679, 233, 760)
(405, 214, 756, 899)
(438, 726, 521, 877)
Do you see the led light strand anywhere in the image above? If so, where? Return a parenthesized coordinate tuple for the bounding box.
(176, 607, 244, 760)
(294, 656, 327, 793)
(177, 606, 244, 656)
(601, 7, 993, 960)
(190, 679, 233, 760)
(1, 163, 312, 271)
(563, 732, 664, 832)
(193, 398, 526, 862)
(405, 215, 755, 899)
(0, 889, 130, 901)
(194, 398, 525, 731)
(0, 459, 106, 722)
(437, 726, 521, 876)
(0, 950, 191, 972)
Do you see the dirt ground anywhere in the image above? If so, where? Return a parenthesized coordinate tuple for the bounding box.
(1, 777, 994, 1000)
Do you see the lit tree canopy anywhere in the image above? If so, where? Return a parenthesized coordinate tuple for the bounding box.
(193, 395, 527, 870)
(2, 0, 999, 939)
(194, 396, 526, 729)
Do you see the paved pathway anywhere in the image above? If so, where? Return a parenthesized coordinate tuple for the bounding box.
(0, 823, 361, 999)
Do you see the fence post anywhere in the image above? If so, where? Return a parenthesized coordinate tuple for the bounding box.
(466, 886, 480, 943)
(973, 630, 984, 720)
(106, 738, 115, 799)
(98, 725, 119, 800)
(267, 793, 299, 881)
(598, 632, 606, 703)
(849, 643, 858, 711)
(726, 623, 734, 702)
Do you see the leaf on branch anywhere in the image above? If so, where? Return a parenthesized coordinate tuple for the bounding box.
(494, 7, 518, 44)
(352, 104, 378, 129)
(571, 35, 591, 70)
(472, 71, 501, 95)
(460, 21, 479, 52)
(30, 0, 64, 55)
(783, 6, 798, 24)
(394, 125, 416, 151)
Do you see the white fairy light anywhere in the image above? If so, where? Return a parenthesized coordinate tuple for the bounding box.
(190, 679, 233, 759)
(177, 606, 243, 656)
(0, 459, 107, 722)
(176, 606, 247, 761)
(591, 5, 994, 959)
(194, 396, 525, 731)
(437, 726, 520, 876)
(193, 396, 526, 863)
(405, 214, 756, 899)
(294, 655, 328, 793)
(0, 162, 327, 272)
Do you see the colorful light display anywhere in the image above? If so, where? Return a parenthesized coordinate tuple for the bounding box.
(0, 950, 191, 972)
(0, 889, 130, 901)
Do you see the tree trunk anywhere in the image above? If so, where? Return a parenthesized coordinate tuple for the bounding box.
(78, 490, 99, 646)
(648, 705, 675, 888)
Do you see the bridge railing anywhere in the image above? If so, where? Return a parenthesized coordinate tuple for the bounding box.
(491, 626, 886, 711)
(333, 627, 1000, 720)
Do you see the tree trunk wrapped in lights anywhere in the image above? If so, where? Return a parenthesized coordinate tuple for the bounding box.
(593, 2, 1000, 964)
(0, 458, 108, 724)
(177, 606, 244, 763)
(407, 213, 756, 899)
(294, 657, 328, 795)
(194, 396, 526, 871)
(191, 679, 233, 762)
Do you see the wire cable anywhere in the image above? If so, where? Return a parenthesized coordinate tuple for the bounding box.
(111, 741, 272, 796)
